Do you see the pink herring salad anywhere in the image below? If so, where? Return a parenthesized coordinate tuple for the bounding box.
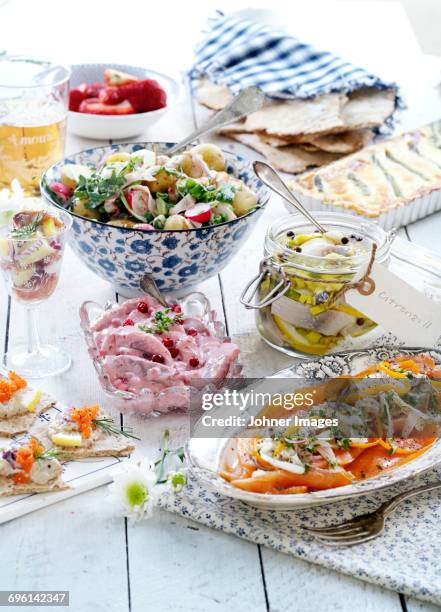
(90, 295, 241, 407)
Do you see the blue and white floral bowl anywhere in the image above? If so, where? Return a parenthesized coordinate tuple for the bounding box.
(41, 142, 269, 296)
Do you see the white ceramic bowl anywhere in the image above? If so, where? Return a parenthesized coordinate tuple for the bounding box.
(68, 63, 181, 140)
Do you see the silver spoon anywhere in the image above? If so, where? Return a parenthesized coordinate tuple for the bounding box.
(253, 160, 327, 234)
(167, 86, 265, 156)
(139, 273, 168, 308)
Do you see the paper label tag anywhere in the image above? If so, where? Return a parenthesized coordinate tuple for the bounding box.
(346, 262, 441, 346)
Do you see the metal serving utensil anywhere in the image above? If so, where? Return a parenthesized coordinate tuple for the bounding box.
(139, 273, 168, 308)
(253, 160, 327, 233)
(166, 86, 265, 156)
(305, 481, 441, 546)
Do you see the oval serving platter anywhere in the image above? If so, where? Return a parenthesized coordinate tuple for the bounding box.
(187, 347, 441, 509)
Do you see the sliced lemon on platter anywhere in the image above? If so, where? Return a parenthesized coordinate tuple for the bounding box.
(26, 390, 42, 413)
(51, 432, 82, 447)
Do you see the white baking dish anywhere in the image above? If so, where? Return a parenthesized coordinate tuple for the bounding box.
(286, 187, 441, 231)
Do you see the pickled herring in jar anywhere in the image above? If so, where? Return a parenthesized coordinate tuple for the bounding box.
(251, 213, 393, 357)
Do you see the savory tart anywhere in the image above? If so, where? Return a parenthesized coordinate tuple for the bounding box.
(0, 438, 67, 496)
(219, 355, 440, 494)
(30, 405, 137, 458)
(290, 121, 441, 217)
(0, 371, 55, 437)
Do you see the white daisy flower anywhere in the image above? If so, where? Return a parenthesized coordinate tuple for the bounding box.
(167, 470, 187, 492)
(108, 458, 157, 523)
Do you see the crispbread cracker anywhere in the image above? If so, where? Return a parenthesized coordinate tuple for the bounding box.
(197, 80, 232, 111)
(231, 133, 341, 173)
(340, 87, 395, 129)
(239, 89, 394, 139)
(257, 130, 367, 153)
(306, 130, 369, 153)
(243, 93, 347, 137)
(0, 476, 68, 497)
(30, 419, 135, 459)
(0, 392, 55, 437)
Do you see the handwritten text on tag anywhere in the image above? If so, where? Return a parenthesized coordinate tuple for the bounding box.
(346, 263, 441, 346)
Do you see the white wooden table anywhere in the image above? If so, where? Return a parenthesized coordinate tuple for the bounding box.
(2, 1, 441, 610)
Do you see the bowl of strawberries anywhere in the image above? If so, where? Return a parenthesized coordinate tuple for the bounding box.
(68, 63, 181, 140)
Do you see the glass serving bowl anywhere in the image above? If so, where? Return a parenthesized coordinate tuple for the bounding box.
(79, 292, 243, 415)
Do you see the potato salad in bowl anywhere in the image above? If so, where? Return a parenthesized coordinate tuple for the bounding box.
(41, 142, 268, 295)
(45, 143, 259, 230)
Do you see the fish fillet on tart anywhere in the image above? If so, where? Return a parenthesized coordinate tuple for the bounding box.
(30, 404, 137, 459)
(0, 438, 67, 496)
(0, 371, 55, 437)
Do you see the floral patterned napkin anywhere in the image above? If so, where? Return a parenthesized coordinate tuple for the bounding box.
(158, 466, 441, 605)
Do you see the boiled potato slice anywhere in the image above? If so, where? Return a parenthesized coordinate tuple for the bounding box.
(60, 164, 92, 189)
(72, 198, 100, 220)
(147, 168, 178, 193)
(164, 215, 192, 230)
(191, 143, 226, 171)
(232, 183, 258, 216)
(104, 152, 131, 164)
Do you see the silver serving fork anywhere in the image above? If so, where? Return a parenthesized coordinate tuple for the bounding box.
(305, 481, 441, 546)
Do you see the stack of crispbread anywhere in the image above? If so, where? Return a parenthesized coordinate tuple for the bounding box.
(197, 80, 396, 173)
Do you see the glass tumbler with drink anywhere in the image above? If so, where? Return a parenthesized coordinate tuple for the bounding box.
(0, 57, 70, 196)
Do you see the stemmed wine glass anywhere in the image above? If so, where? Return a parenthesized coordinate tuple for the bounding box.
(0, 206, 72, 378)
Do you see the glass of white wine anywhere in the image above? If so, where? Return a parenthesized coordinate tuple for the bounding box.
(0, 57, 71, 196)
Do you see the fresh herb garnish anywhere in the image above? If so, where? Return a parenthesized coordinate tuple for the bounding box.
(93, 417, 140, 440)
(336, 437, 351, 451)
(37, 447, 72, 461)
(152, 214, 166, 229)
(216, 183, 236, 204)
(10, 212, 44, 239)
(74, 170, 126, 210)
(177, 178, 219, 203)
(138, 308, 183, 334)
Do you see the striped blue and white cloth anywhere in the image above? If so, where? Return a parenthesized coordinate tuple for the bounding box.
(190, 12, 403, 121)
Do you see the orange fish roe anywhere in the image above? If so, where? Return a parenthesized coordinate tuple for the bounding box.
(70, 405, 100, 438)
(0, 371, 27, 403)
(12, 472, 30, 485)
(15, 438, 43, 474)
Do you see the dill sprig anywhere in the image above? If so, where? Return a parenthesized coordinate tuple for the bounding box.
(37, 447, 72, 462)
(10, 212, 44, 239)
(93, 417, 140, 440)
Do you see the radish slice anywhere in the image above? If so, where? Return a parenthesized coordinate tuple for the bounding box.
(184, 203, 212, 223)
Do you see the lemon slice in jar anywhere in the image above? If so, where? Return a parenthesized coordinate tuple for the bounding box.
(51, 432, 82, 447)
(272, 315, 333, 356)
